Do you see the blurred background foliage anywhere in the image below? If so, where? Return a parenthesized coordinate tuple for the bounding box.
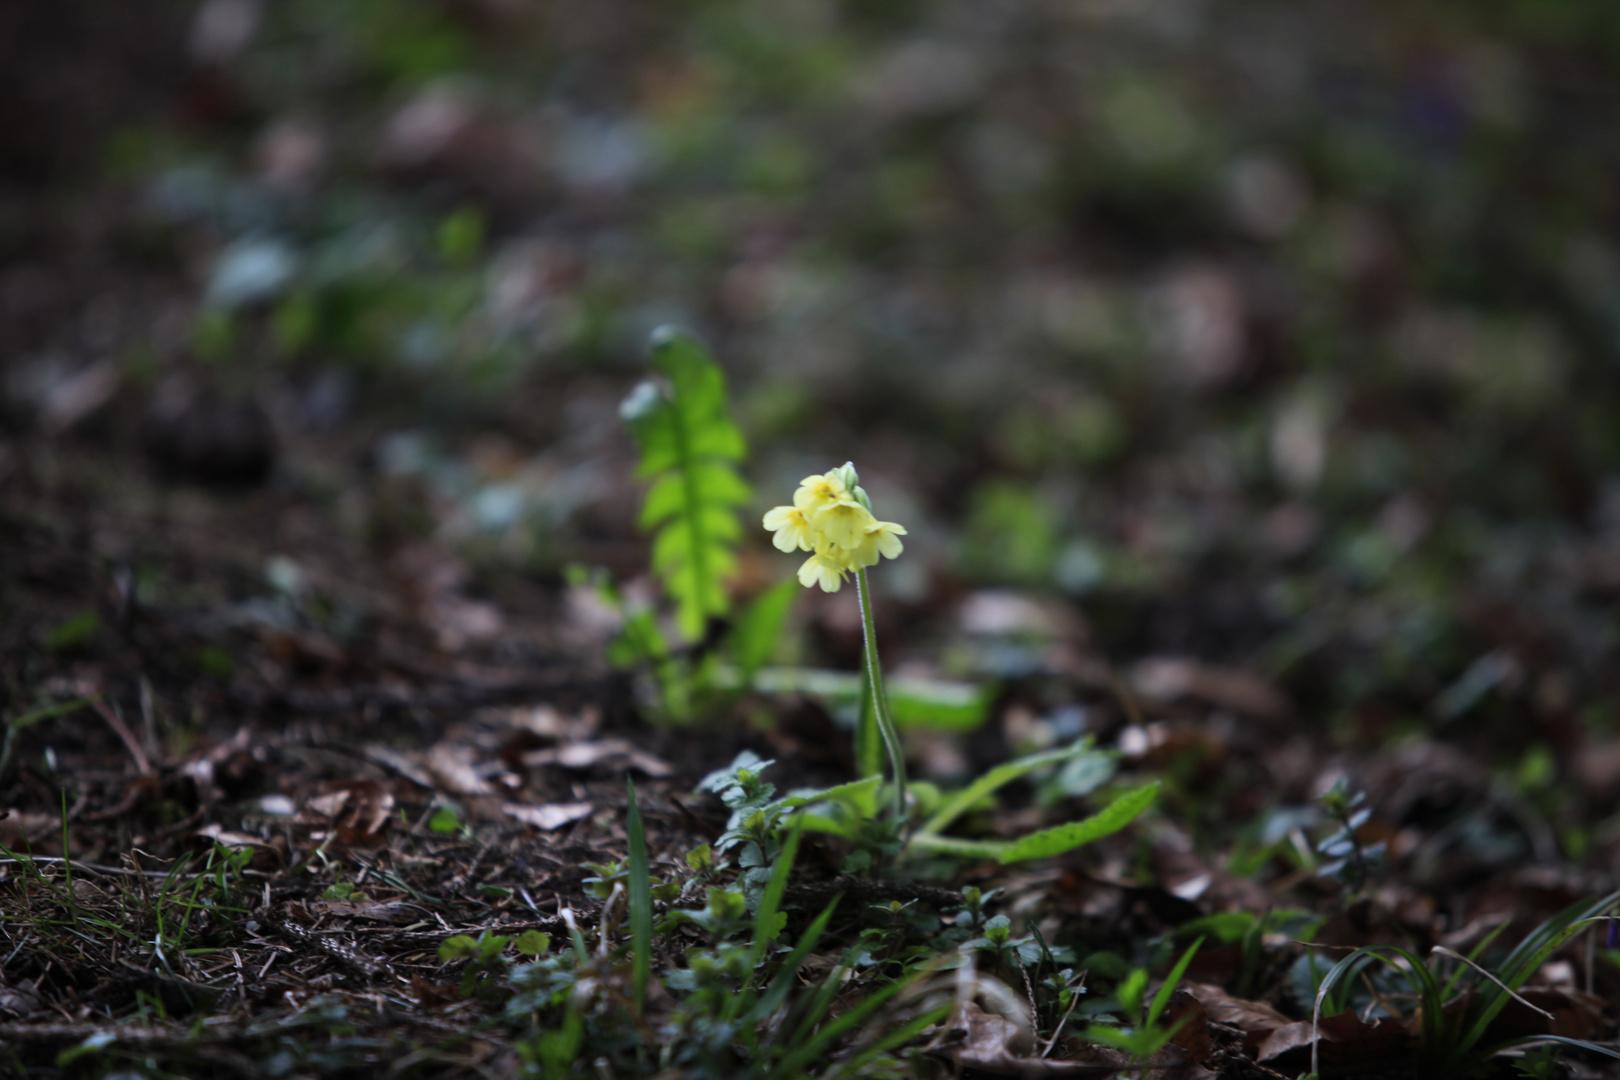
(6, 0, 1620, 740)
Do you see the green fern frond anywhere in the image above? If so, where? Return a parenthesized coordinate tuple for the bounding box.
(621, 327, 751, 640)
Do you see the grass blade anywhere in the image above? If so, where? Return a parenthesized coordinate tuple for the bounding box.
(749, 817, 802, 976)
(772, 963, 927, 1079)
(1147, 936, 1202, 1029)
(748, 896, 840, 1026)
(826, 1002, 952, 1079)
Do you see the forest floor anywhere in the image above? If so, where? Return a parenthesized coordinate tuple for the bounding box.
(7, 1, 1620, 1078)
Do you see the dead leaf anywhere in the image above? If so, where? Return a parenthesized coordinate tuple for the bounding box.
(503, 802, 593, 831)
(423, 743, 495, 795)
(187, 822, 286, 870)
(310, 899, 419, 923)
(1183, 983, 1292, 1055)
(935, 1000, 1122, 1077)
(1161, 988, 1214, 1062)
(1257, 1010, 1412, 1069)
(1127, 657, 1289, 720)
(297, 780, 395, 840)
(521, 738, 672, 778)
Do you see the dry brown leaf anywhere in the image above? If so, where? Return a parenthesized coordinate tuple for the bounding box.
(1183, 983, 1292, 1055)
(936, 1001, 1121, 1077)
(1127, 657, 1289, 720)
(423, 744, 495, 795)
(1161, 988, 1214, 1062)
(521, 738, 672, 778)
(298, 780, 395, 839)
(503, 801, 594, 831)
(1257, 1010, 1412, 1068)
(309, 899, 419, 923)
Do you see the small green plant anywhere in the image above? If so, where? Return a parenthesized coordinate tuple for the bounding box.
(440, 932, 521, 1003)
(611, 328, 799, 721)
(1081, 938, 1203, 1065)
(697, 742, 1157, 873)
(1304, 890, 1620, 1078)
(497, 788, 949, 1080)
(1315, 779, 1384, 895)
(762, 463, 909, 818)
(621, 326, 753, 641)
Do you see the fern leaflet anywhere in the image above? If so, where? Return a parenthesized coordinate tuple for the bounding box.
(620, 327, 750, 640)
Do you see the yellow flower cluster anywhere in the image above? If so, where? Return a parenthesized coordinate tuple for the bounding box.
(763, 463, 906, 592)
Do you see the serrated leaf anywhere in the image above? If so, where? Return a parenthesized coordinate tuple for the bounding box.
(995, 783, 1159, 864)
(623, 327, 749, 641)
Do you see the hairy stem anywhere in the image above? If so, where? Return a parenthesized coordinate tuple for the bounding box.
(855, 568, 906, 823)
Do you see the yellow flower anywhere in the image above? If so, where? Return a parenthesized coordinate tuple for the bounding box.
(810, 497, 876, 550)
(848, 519, 907, 568)
(767, 463, 906, 591)
(798, 549, 849, 592)
(792, 471, 847, 515)
(762, 505, 814, 552)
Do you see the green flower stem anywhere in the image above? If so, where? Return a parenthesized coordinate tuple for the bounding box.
(855, 568, 907, 822)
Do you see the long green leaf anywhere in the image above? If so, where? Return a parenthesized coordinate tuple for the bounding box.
(731, 579, 798, 685)
(1453, 890, 1620, 1065)
(827, 1003, 953, 1079)
(995, 782, 1160, 864)
(772, 963, 927, 1080)
(915, 741, 1101, 838)
(748, 896, 840, 1026)
(748, 818, 802, 979)
(748, 666, 993, 731)
(1147, 936, 1203, 1029)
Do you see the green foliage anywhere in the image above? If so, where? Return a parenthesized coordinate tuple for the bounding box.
(45, 610, 101, 652)
(1302, 891, 1620, 1078)
(698, 742, 1156, 874)
(1315, 779, 1385, 894)
(428, 804, 464, 834)
(602, 329, 806, 723)
(439, 931, 522, 999)
(730, 579, 799, 686)
(908, 739, 1157, 865)
(747, 666, 995, 731)
(491, 800, 949, 1080)
(1082, 938, 1203, 1064)
(621, 327, 751, 641)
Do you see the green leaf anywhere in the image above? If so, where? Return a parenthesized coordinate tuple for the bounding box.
(730, 579, 798, 684)
(622, 327, 751, 641)
(774, 775, 883, 814)
(46, 610, 100, 652)
(438, 935, 479, 961)
(746, 667, 993, 732)
(995, 783, 1160, 864)
(1147, 936, 1203, 1028)
(747, 897, 839, 1026)
(917, 741, 1102, 839)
